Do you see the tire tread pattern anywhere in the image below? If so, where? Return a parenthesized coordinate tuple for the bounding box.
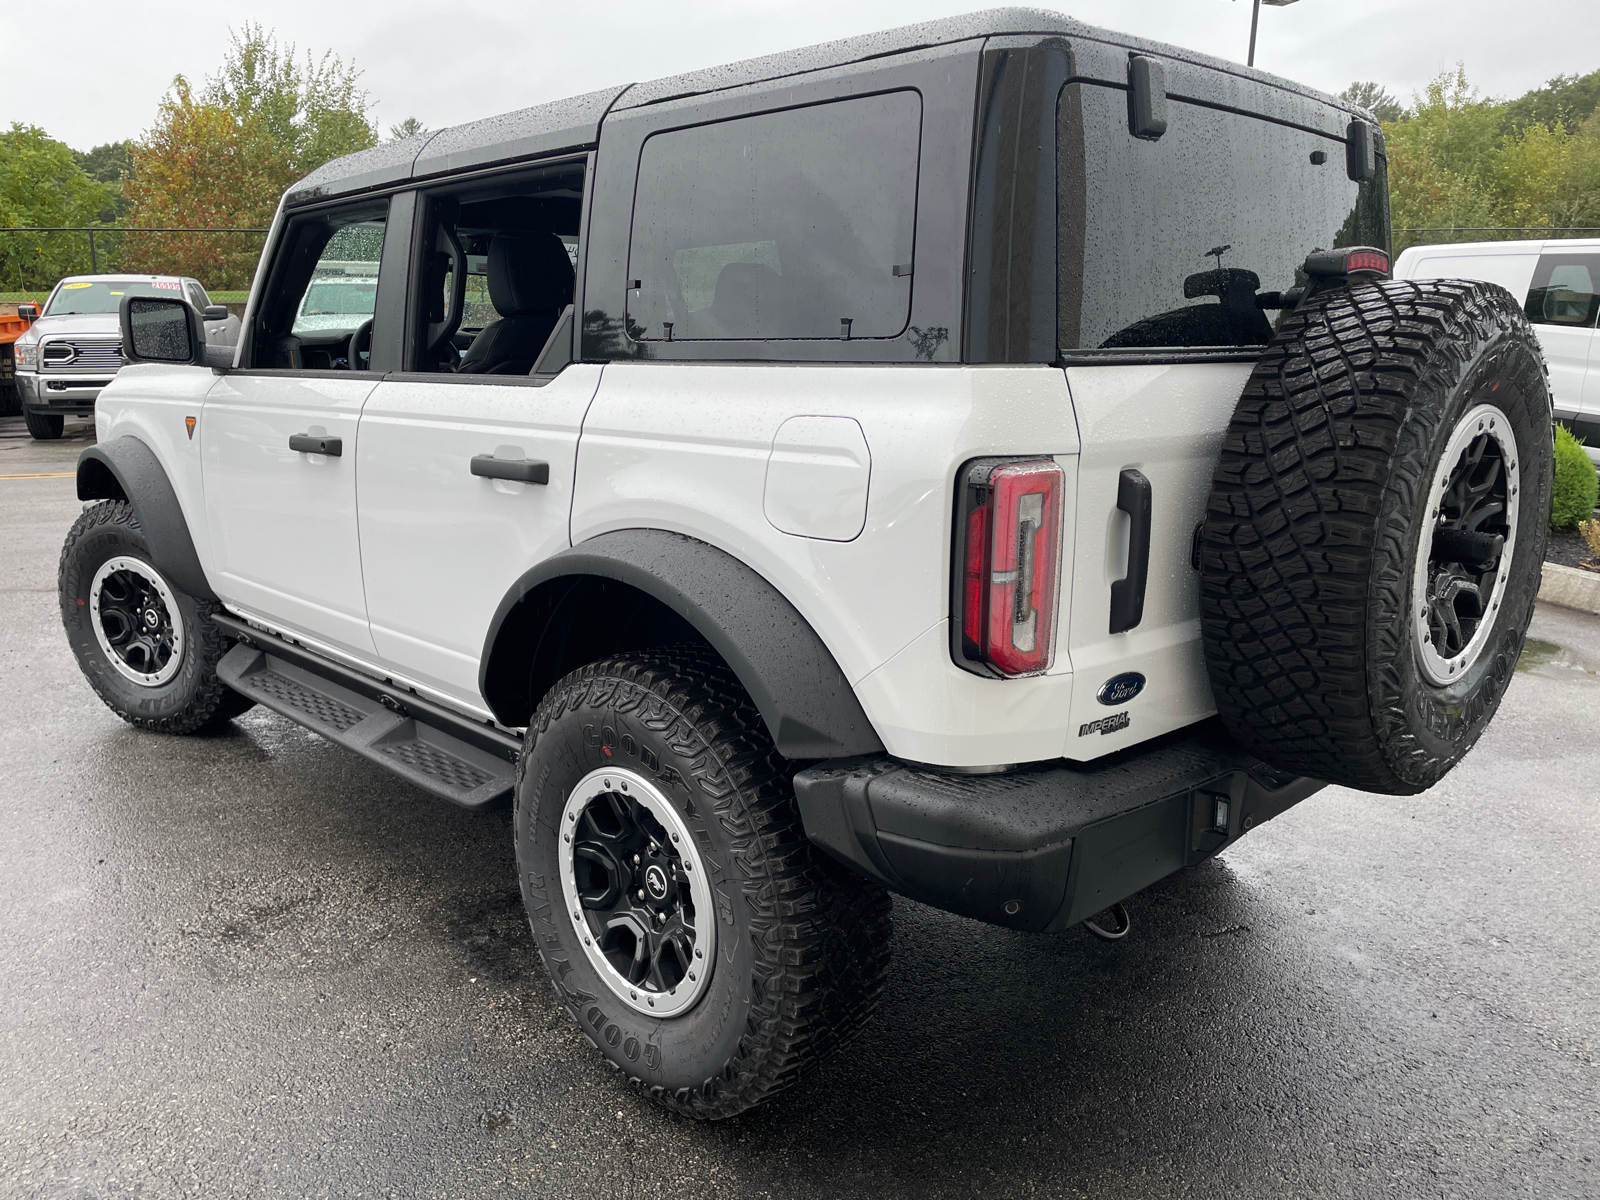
(1200, 279, 1551, 793)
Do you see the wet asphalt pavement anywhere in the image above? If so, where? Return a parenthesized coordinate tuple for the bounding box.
(2, 414, 1597, 1200)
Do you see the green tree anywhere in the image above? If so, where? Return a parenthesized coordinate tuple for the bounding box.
(126, 26, 378, 289)
(1382, 67, 1503, 250)
(388, 117, 427, 141)
(0, 124, 115, 291)
(73, 140, 133, 223)
(1502, 68, 1600, 136)
(1339, 81, 1404, 124)
(199, 23, 377, 176)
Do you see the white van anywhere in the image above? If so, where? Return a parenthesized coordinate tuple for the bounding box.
(1395, 239, 1600, 461)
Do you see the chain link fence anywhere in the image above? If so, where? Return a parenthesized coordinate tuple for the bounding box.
(0, 226, 270, 302)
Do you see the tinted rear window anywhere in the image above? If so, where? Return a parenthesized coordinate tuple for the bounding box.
(626, 92, 921, 341)
(1058, 83, 1387, 355)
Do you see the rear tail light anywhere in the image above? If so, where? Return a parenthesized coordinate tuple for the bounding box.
(952, 458, 1064, 677)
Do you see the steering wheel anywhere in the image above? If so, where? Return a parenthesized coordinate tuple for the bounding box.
(350, 318, 374, 370)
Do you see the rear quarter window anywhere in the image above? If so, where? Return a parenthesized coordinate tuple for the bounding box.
(625, 92, 922, 341)
(1057, 83, 1387, 356)
(1525, 254, 1600, 328)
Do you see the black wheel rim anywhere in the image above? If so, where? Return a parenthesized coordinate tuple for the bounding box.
(90, 556, 184, 686)
(558, 769, 714, 1016)
(1415, 404, 1519, 684)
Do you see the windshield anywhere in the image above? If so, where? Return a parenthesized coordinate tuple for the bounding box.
(299, 280, 378, 317)
(44, 280, 182, 316)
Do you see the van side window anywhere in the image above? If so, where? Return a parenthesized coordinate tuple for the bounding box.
(249, 202, 389, 370)
(1057, 83, 1387, 356)
(1525, 255, 1600, 328)
(405, 162, 583, 375)
(625, 92, 921, 342)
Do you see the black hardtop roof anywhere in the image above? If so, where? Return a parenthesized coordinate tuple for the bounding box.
(285, 6, 1365, 208)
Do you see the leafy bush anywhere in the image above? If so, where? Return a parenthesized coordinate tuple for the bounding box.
(1551, 424, 1599, 531)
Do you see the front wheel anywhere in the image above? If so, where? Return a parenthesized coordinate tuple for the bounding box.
(59, 500, 254, 733)
(24, 409, 64, 440)
(516, 649, 893, 1119)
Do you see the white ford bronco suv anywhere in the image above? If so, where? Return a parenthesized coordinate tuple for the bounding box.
(59, 9, 1553, 1119)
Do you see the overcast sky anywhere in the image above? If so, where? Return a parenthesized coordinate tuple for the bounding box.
(4, 0, 1598, 152)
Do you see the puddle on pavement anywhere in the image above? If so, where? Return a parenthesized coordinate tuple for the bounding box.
(1516, 637, 1600, 680)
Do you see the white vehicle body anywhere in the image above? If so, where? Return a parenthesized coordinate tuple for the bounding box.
(66, 13, 1564, 1117)
(82, 10, 1390, 780)
(1395, 239, 1600, 461)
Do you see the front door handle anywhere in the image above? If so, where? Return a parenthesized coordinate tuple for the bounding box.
(289, 433, 342, 456)
(471, 454, 549, 485)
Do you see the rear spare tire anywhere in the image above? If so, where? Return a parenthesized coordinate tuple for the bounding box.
(1200, 279, 1552, 795)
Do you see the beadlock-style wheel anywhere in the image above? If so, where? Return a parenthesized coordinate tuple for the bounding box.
(558, 766, 716, 1019)
(90, 555, 185, 686)
(1413, 403, 1519, 686)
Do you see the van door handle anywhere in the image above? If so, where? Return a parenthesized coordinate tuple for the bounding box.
(1109, 468, 1152, 634)
(289, 433, 342, 456)
(471, 454, 549, 485)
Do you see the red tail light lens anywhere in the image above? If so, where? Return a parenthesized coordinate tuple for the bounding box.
(953, 458, 1064, 677)
(1344, 248, 1390, 275)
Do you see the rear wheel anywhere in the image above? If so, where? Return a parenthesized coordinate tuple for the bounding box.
(515, 648, 893, 1119)
(1200, 279, 1553, 794)
(24, 409, 64, 440)
(59, 501, 254, 733)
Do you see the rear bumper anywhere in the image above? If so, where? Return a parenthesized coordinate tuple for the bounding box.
(794, 720, 1324, 933)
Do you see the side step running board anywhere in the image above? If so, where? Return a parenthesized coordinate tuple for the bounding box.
(215, 625, 520, 808)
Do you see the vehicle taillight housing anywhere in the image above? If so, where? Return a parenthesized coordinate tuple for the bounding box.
(952, 458, 1064, 678)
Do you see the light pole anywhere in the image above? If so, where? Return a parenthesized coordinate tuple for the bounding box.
(1247, 0, 1300, 68)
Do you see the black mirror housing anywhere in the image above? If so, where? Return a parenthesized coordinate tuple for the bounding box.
(17, 304, 38, 320)
(202, 305, 230, 322)
(119, 295, 203, 365)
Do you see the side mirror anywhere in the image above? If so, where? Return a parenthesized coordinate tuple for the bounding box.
(120, 295, 202, 365)
(203, 305, 229, 322)
(17, 304, 38, 321)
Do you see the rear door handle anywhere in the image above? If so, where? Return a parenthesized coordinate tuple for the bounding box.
(471, 454, 549, 485)
(289, 433, 342, 456)
(1109, 467, 1152, 634)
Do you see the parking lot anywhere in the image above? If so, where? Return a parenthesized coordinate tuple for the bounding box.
(2, 414, 1597, 1200)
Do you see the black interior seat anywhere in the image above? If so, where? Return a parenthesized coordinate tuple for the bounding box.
(457, 232, 574, 374)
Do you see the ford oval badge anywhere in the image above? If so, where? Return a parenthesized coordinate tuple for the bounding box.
(1097, 672, 1145, 706)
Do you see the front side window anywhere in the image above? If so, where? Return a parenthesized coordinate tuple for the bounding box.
(1057, 84, 1387, 355)
(626, 92, 922, 341)
(251, 203, 389, 370)
(1525, 255, 1600, 328)
(406, 162, 584, 375)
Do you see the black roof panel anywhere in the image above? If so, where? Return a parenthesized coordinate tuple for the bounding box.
(283, 6, 1365, 207)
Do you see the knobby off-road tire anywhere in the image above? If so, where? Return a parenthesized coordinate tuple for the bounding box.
(59, 500, 254, 734)
(1200, 280, 1552, 794)
(24, 409, 64, 440)
(515, 648, 893, 1120)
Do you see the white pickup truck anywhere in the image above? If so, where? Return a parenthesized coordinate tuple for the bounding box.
(57, 8, 1552, 1120)
(11, 274, 239, 440)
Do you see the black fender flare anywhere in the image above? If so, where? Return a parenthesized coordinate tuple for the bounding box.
(479, 529, 884, 759)
(76, 436, 217, 601)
